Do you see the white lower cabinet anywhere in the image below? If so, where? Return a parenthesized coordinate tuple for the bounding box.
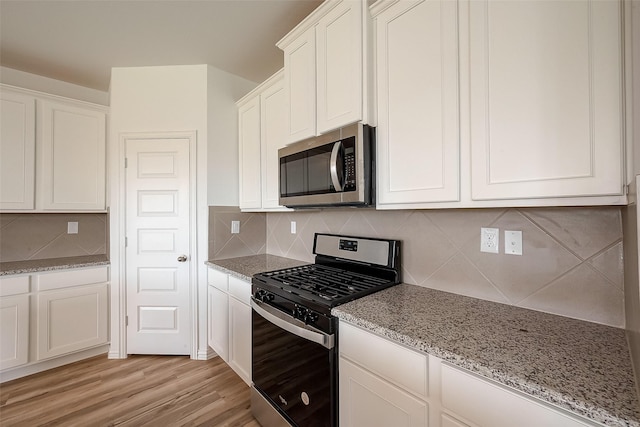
(440, 364, 595, 427)
(0, 276, 30, 370)
(338, 320, 601, 427)
(0, 266, 110, 382)
(35, 283, 108, 360)
(207, 267, 252, 386)
(228, 294, 251, 385)
(340, 358, 428, 427)
(207, 284, 229, 361)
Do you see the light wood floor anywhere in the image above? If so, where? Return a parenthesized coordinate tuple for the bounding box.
(0, 354, 260, 427)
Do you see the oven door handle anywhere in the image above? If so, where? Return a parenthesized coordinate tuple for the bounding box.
(251, 298, 335, 350)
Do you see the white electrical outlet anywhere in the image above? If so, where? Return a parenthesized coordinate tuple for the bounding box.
(480, 227, 499, 254)
(67, 221, 79, 234)
(291, 221, 296, 234)
(505, 230, 523, 255)
(231, 220, 240, 234)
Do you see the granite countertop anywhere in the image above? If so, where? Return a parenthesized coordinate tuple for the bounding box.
(205, 254, 308, 282)
(0, 255, 110, 276)
(333, 284, 640, 427)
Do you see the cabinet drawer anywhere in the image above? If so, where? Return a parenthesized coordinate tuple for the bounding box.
(36, 266, 108, 292)
(339, 321, 428, 399)
(207, 268, 228, 292)
(228, 276, 250, 305)
(441, 364, 593, 427)
(0, 276, 30, 296)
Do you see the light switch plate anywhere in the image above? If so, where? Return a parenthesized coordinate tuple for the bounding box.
(67, 221, 78, 234)
(480, 227, 499, 254)
(505, 230, 523, 255)
(231, 221, 240, 234)
(291, 221, 296, 234)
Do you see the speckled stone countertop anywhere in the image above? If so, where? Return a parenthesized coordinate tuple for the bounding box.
(0, 255, 110, 276)
(333, 284, 640, 427)
(205, 254, 308, 282)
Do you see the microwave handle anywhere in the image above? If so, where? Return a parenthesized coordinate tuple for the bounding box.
(330, 141, 344, 192)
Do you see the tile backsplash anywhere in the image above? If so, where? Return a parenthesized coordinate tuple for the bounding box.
(265, 207, 624, 328)
(208, 206, 266, 260)
(0, 213, 107, 262)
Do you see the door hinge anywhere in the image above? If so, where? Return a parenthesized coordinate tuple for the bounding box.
(125, 316, 129, 327)
(125, 237, 128, 247)
(124, 157, 128, 168)
(624, 184, 630, 196)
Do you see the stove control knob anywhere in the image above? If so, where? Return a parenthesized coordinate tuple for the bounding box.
(305, 312, 318, 324)
(293, 304, 304, 318)
(254, 290, 270, 302)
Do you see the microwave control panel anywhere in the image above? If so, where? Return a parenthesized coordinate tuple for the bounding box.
(343, 137, 356, 191)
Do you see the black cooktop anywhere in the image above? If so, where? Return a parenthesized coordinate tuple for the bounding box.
(253, 233, 401, 313)
(258, 264, 392, 304)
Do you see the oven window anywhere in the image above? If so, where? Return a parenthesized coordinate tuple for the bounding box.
(252, 309, 336, 427)
(280, 142, 336, 198)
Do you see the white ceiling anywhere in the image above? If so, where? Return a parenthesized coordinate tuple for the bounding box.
(0, 0, 323, 92)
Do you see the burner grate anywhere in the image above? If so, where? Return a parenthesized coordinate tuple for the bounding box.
(262, 264, 390, 302)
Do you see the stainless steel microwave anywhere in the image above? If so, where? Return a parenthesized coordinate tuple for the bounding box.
(278, 123, 374, 208)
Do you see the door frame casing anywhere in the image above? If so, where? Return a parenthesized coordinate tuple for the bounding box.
(109, 130, 200, 359)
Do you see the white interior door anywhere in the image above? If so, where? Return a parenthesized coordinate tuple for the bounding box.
(125, 136, 192, 355)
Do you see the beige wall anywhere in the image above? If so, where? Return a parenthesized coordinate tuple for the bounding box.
(265, 206, 624, 328)
(0, 213, 107, 262)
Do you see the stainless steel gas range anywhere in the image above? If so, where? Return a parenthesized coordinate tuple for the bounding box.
(250, 233, 401, 427)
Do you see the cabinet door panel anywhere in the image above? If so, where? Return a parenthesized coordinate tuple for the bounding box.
(0, 90, 36, 210)
(38, 100, 106, 210)
(228, 296, 251, 385)
(238, 97, 262, 209)
(441, 364, 591, 427)
(469, 0, 622, 200)
(0, 295, 29, 370)
(261, 78, 287, 209)
(284, 28, 316, 143)
(36, 283, 108, 360)
(208, 285, 229, 361)
(316, 0, 362, 133)
(442, 413, 472, 427)
(376, 0, 460, 205)
(340, 358, 428, 427)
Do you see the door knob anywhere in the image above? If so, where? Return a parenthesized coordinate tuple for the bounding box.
(177, 255, 188, 262)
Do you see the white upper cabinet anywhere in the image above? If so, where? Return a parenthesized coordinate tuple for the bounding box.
(316, 0, 363, 134)
(278, 0, 370, 144)
(371, 0, 626, 209)
(283, 28, 317, 143)
(237, 70, 290, 211)
(238, 96, 262, 210)
(261, 76, 287, 209)
(0, 85, 107, 212)
(468, 0, 623, 201)
(0, 90, 36, 210)
(38, 99, 106, 210)
(373, 0, 460, 206)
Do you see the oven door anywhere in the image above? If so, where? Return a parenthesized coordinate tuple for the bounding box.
(251, 298, 336, 427)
